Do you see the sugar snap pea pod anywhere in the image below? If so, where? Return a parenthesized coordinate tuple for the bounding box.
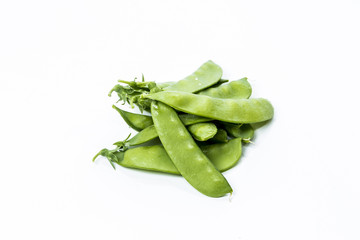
(157, 81, 175, 89)
(188, 122, 217, 141)
(114, 125, 158, 149)
(112, 105, 153, 131)
(114, 114, 213, 149)
(144, 91, 274, 123)
(200, 138, 242, 172)
(151, 101, 232, 197)
(110, 138, 242, 174)
(164, 60, 223, 93)
(224, 123, 254, 143)
(209, 128, 228, 143)
(198, 78, 252, 99)
(113, 104, 211, 133)
(178, 114, 212, 125)
(159, 79, 228, 91)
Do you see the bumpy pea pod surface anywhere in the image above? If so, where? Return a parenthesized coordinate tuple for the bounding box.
(151, 101, 232, 197)
(112, 105, 153, 131)
(198, 78, 252, 99)
(145, 91, 274, 123)
(164, 60, 223, 93)
(112, 138, 242, 175)
(188, 122, 217, 141)
(114, 114, 213, 149)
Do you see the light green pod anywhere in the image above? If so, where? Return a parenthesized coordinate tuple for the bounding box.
(164, 60, 223, 93)
(188, 123, 217, 141)
(198, 78, 252, 99)
(157, 81, 175, 89)
(158, 79, 228, 91)
(145, 91, 274, 123)
(113, 138, 242, 175)
(112, 105, 153, 131)
(115, 114, 213, 149)
(178, 114, 212, 125)
(225, 124, 254, 143)
(151, 101, 232, 197)
(124, 125, 158, 146)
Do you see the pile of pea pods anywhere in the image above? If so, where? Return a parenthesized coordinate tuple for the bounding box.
(94, 60, 274, 198)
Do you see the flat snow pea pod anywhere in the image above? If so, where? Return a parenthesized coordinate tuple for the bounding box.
(151, 101, 232, 197)
(198, 78, 252, 99)
(112, 105, 211, 132)
(200, 138, 242, 172)
(178, 114, 212, 125)
(145, 91, 274, 123)
(112, 105, 153, 131)
(114, 125, 158, 149)
(210, 128, 228, 143)
(188, 122, 217, 141)
(164, 60, 223, 93)
(224, 123, 254, 143)
(157, 81, 175, 89)
(114, 114, 213, 149)
(111, 138, 242, 174)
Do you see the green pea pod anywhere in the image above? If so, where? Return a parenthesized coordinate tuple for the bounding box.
(224, 124, 254, 143)
(157, 81, 175, 89)
(164, 60, 223, 93)
(188, 123, 217, 141)
(179, 114, 212, 125)
(113, 125, 158, 148)
(144, 91, 274, 123)
(209, 128, 228, 143)
(198, 78, 252, 99)
(112, 105, 153, 131)
(114, 114, 213, 149)
(112, 138, 242, 175)
(151, 101, 232, 198)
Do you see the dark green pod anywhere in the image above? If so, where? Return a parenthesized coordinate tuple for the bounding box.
(210, 128, 228, 143)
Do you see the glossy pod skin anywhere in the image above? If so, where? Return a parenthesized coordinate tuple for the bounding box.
(151, 101, 232, 197)
(198, 77, 252, 99)
(188, 123, 217, 141)
(164, 60, 223, 93)
(112, 105, 153, 131)
(145, 91, 274, 123)
(113, 138, 242, 175)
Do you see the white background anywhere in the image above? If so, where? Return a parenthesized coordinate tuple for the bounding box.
(1, 0, 359, 239)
